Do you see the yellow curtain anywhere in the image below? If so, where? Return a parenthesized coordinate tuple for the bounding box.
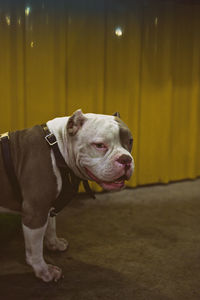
(0, 0, 200, 187)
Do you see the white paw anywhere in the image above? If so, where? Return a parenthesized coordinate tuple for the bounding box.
(35, 264, 63, 282)
(45, 237, 69, 251)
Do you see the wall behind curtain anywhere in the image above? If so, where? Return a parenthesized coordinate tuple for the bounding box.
(0, 0, 200, 188)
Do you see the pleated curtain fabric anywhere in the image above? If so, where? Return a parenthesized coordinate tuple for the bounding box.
(0, 0, 200, 188)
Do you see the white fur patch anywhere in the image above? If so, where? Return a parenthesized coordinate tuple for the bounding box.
(22, 222, 48, 267)
(44, 216, 68, 251)
(45, 216, 57, 242)
(22, 219, 63, 281)
(50, 150, 62, 196)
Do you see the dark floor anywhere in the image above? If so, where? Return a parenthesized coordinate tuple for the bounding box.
(0, 179, 200, 300)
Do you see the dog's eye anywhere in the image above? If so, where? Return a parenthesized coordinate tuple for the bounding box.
(95, 143, 105, 149)
(93, 143, 107, 151)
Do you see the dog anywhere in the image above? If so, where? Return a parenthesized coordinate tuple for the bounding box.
(0, 109, 134, 282)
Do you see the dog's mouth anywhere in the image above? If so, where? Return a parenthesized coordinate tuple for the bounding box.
(85, 168, 128, 191)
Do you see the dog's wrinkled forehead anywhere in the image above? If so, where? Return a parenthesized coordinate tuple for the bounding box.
(83, 114, 118, 139)
(82, 114, 133, 152)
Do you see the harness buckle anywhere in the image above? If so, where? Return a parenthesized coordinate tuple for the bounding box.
(45, 133, 57, 146)
(0, 132, 9, 140)
(50, 207, 57, 217)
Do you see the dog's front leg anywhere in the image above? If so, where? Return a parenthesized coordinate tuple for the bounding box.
(22, 220, 62, 282)
(44, 216, 68, 251)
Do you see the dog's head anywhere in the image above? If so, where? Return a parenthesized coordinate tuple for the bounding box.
(66, 109, 134, 191)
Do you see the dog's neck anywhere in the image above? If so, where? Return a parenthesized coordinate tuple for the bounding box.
(47, 117, 77, 176)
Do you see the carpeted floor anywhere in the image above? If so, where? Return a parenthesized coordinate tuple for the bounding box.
(0, 179, 200, 300)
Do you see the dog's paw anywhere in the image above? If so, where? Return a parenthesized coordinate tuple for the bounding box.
(35, 264, 63, 282)
(45, 237, 69, 252)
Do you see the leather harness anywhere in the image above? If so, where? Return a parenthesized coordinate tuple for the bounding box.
(0, 125, 95, 217)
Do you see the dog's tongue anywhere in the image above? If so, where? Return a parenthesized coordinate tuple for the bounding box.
(100, 181, 125, 191)
(85, 168, 125, 191)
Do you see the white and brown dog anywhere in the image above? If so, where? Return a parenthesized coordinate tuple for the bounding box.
(0, 109, 134, 282)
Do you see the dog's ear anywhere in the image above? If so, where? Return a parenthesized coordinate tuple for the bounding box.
(67, 109, 87, 136)
(113, 112, 121, 118)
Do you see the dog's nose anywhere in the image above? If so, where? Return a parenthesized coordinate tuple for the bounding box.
(117, 154, 132, 166)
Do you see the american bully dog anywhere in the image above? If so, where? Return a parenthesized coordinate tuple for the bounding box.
(0, 109, 134, 282)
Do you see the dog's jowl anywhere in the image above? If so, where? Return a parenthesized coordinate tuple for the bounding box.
(0, 109, 134, 282)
